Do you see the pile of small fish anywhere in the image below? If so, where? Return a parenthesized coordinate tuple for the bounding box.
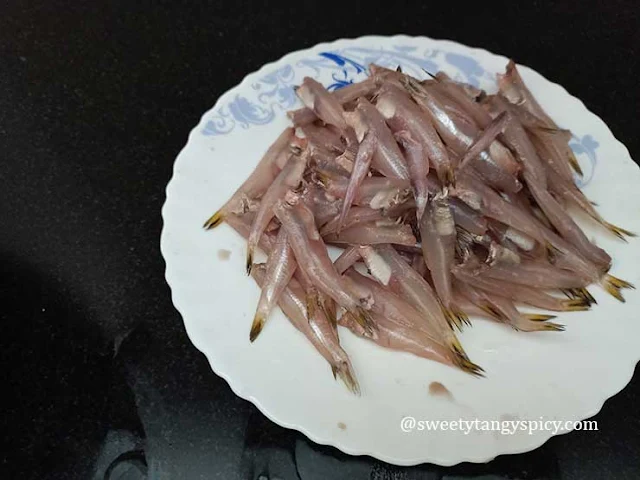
(203, 61, 634, 393)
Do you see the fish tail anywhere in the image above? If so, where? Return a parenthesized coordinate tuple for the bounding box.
(453, 354, 485, 378)
(443, 308, 464, 332)
(601, 221, 636, 242)
(245, 247, 254, 275)
(443, 309, 459, 331)
(564, 288, 579, 299)
(601, 274, 634, 303)
(577, 287, 597, 305)
(561, 298, 591, 311)
(523, 313, 557, 322)
(203, 209, 225, 230)
(560, 288, 573, 299)
(564, 288, 595, 305)
(579, 204, 635, 241)
(478, 303, 507, 322)
(332, 361, 361, 395)
(568, 151, 583, 177)
(515, 317, 565, 332)
(602, 281, 625, 302)
(449, 336, 470, 362)
(607, 274, 635, 290)
(249, 312, 266, 342)
(455, 309, 471, 327)
(534, 322, 565, 332)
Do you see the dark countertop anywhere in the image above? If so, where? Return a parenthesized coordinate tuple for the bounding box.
(1, 1, 639, 478)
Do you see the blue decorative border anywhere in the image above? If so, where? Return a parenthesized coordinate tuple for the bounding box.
(201, 46, 491, 137)
(200, 45, 598, 186)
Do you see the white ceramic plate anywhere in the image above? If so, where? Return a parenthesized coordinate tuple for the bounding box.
(161, 35, 640, 466)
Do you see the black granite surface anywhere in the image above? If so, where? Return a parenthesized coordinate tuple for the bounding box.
(1, 1, 639, 478)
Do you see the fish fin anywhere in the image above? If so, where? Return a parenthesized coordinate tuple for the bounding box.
(334, 361, 361, 395)
(245, 248, 254, 275)
(349, 307, 377, 336)
(568, 151, 583, 177)
(320, 299, 338, 330)
(523, 313, 557, 322)
(306, 290, 319, 319)
(203, 210, 225, 229)
(249, 313, 266, 342)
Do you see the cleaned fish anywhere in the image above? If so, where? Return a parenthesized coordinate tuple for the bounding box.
(250, 228, 297, 341)
(203, 128, 295, 229)
(204, 60, 635, 388)
(274, 192, 376, 333)
(246, 151, 307, 273)
(251, 264, 359, 393)
(296, 77, 348, 130)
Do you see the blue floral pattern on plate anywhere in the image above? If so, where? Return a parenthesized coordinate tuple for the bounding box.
(201, 45, 597, 186)
(570, 135, 599, 188)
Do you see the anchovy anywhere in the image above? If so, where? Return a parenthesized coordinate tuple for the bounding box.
(394, 130, 429, 221)
(353, 97, 410, 179)
(250, 228, 297, 341)
(295, 77, 348, 130)
(203, 128, 295, 229)
(274, 193, 376, 333)
(251, 264, 359, 393)
(246, 152, 307, 273)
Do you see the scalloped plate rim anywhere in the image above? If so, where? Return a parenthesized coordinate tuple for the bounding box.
(161, 34, 640, 466)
